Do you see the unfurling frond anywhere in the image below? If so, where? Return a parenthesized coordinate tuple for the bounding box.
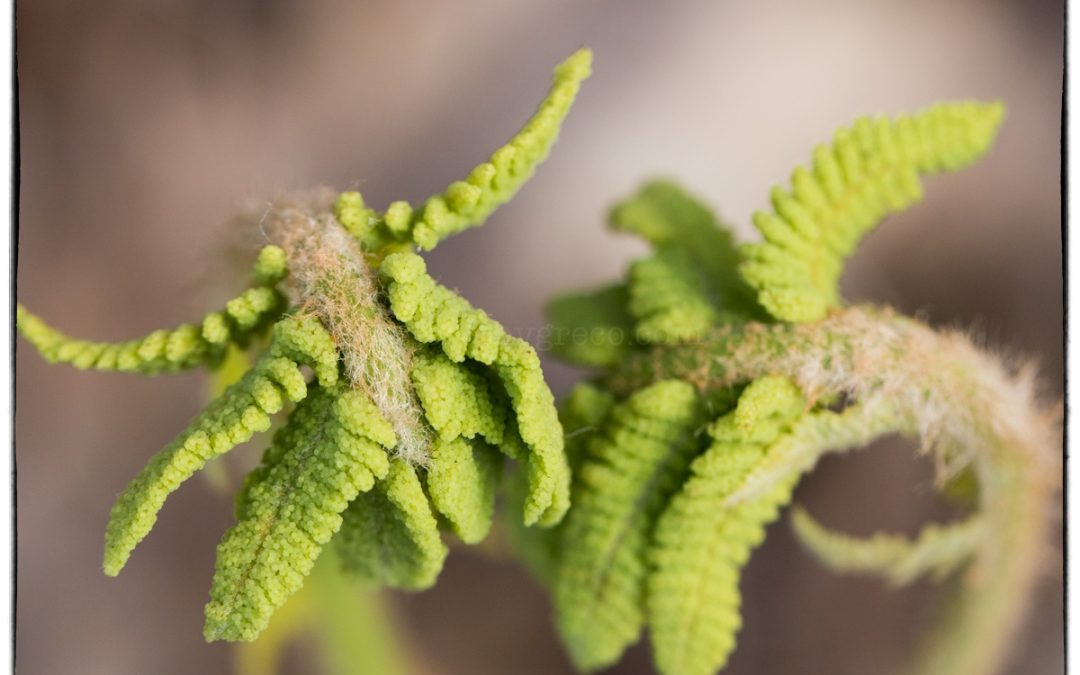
(544, 284, 635, 367)
(103, 315, 338, 576)
(647, 376, 805, 675)
(381, 251, 570, 526)
(554, 380, 703, 671)
(16, 245, 287, 374)
(335, 459, 449, 590)
(790, 506, 986, 588)
(205, 386, 393, 641)
(335, 49, 592, 252)
(740, 101, 1004, 322)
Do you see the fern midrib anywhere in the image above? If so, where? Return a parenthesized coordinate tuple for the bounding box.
(581, 431, 691, 628)
(214, 397, 333, 633)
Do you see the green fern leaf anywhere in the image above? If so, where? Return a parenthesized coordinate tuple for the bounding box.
(554, 380, 704, 671)
(740, 101, 1004, 322)
(335, 459, 449, 590)
(627, 245, 718, 344)
(647, 376, 805, 675)
(380, 252, 507, 364)
(17, 245, 287, 374)
(334, 49, 591, 251)
(410, 349, 506, 445)
(543, 283, 635, 367)
(610, 180, 762, 322)
(426, 436, 503, 544)
(722, 397, 905, 508)
(381, 251, 570, 527)
(790, 507, 985, 588)
(204, 385, 394, 641)
(102, 315, 338, 576)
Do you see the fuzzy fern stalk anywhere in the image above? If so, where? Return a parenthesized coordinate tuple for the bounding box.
(539, 101, 1060, 675)
(18, 49, 590, 644)
(17, 47, 1059, 675)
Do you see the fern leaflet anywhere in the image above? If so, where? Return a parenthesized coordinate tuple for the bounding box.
(739, 101, 1004, 322)
(790, 506, 986, 588)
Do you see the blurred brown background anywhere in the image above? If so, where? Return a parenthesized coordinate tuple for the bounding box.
(15, 1, 1063, 674)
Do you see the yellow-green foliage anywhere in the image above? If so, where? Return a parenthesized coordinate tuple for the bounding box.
(381, 250, 570, 526)
(16, 245, 287, 374)
(334, 49, 591, 252)
(627, 246, 718, 344)
(554, 380, 704, 670)
(790, 507, 985, 588)
(610, 180, 761, 323)
(205, 385, 394, 641)
(647, 377, 804, 675)
(739, 102, 1004, 322)
(545, 180, 763, 358)
(426, 436, 503, 544)
(103, 315, 339, 577)
(335, 459, 448, 590)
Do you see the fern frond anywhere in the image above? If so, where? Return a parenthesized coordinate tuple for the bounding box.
(790, 507, 985, 588)
(17, 245, 288, 374)
(381, 251, 570, 527)
(739, 101, 1004, 322)
(492, 335, 570, 527)
(410, 349, 506, 445)
(543, 284, 635, 367)
(627, 245, 718, 343)
(647, 376, 804, 675)
(380, 252, 507, 364)
(610, 180, 762, 322)
(335, 459, 448, 590)
(554, 380, 703, 671)
(204, 386, 394, 641)
(426, 436, 503, 544)
(334, 49, 592, 251)
(723, 396, 906, 507)
(102, 315, 338, 576)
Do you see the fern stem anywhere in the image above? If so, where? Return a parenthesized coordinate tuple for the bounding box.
(609, 305, 1059, 675)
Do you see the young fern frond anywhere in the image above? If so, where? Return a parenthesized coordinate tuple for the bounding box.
(740, 101, 1005, 322)
(380, 250, 570, 526)
(334, 48, 592, 252)
(205, 385, 394, 641)
(18, 47, 1058, 675)
(335, 459, 449, 590)
(722, 397, 908, 507)
(647, 376, 805, 675)
(554, 380, 704, 671)
(20, 50, 593, 647)
(790, 507, 986, 588)
(16, 244, 288, 374)
(103, 315, 339, 576)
